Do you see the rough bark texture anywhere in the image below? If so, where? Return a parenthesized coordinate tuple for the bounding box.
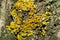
(0, 0, 11, 37)
(0, 0, 60, 40)
(0, 0, 6, 37)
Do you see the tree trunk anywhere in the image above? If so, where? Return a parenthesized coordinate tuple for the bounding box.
(0, 0, 11, 37)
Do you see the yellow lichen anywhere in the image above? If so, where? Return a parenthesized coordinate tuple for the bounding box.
(6, 0, 52, 40)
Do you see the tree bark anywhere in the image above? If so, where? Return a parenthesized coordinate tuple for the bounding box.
(0, 0, 11, 37)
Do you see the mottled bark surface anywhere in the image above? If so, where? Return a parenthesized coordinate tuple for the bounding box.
(0, 0, 6, 37)
(0, 0, 60, 40)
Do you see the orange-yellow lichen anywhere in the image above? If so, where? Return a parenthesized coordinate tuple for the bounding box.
(6, 0, 52, 40)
